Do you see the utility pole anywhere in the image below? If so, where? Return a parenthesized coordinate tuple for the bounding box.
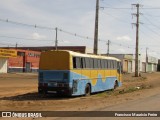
(132, 4, 142, 77)
(93, 0, 99, 55)
(107, 40, 110, 56)
(146, 47, 148, 72)
(55, 27, 58, 50)
(15, 43, 17, 49)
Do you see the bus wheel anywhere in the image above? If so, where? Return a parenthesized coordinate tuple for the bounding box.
(114, 81, 118, 89)
(85, 84, 91, 96)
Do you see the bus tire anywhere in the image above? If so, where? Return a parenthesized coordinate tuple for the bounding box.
(85, 84, 91, 96)
(114, 80, 118, 89)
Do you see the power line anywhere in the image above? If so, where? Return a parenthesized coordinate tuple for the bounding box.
(111, 41, 135, 49)
(140, 29, 159, 44)
(0, 18, 95, 42)
(58, 28, 93, 40)
(142, 24, 160, 37)
(102, 7, 160, 10)
(100, 0, 113, 8)
(0, 18, 157, 54)
(0, 35, 53, 41)
(102, 7, 132, 9)
(101, 11, 130, 24)
(143, 15, 160, 30)
(143, 13, 160, 17)
(0, 18, 56, 30)
(0, 18, 134, 49)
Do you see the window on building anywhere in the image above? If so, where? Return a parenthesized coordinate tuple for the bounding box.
(17, 51, 25, 56)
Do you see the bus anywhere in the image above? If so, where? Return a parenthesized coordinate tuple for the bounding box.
(38, 50, 122, 96)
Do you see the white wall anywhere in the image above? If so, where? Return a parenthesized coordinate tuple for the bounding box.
(0, 58, 8, 73)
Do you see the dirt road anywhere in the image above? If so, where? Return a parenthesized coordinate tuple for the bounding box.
(55, 92, 160, 120)
(0, 72, 160, 113)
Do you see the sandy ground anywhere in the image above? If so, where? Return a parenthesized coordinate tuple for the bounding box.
(0, 72, 160, 112)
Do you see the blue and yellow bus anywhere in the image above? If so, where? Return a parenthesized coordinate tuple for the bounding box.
(38, 50, 122, 96)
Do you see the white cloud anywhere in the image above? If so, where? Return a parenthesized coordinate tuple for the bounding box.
(32, 32, 47, 39)
(116, 35, 132, 41)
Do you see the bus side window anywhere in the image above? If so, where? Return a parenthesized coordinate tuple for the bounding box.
(112, 60, 114, 69)
(98, 59, 101, 69)
(110, 60, 112, 69)
(73, 57, 81, 69)
(90, 58, 94, 69)
(105, 60, 108, 69)
(108, 60, 110, 69)
(94, 59, 98, 69)
(112, 60, 116, 69)
(81, 57, 86, 69)
(111, 60, 113, 69)
(114, 61, 117, 69)
(73, 57, 76, 68)
(85, 58, 90, 69)
(101, 59, 105, 69)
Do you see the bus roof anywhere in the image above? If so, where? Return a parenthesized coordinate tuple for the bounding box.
(48, 50, 121, 61)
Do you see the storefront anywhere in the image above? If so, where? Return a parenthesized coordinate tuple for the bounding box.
(8, 49, 40, 73)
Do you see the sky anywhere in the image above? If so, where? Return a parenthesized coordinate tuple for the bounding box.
(0, 0, 160, 58)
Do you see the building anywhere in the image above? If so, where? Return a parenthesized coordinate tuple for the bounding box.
(0, 46, 87, 73)
(8, 49, 41, 73)
(0, 49, 17, 73)
(3, 46, 86, 53)
(107, 54, 158, 74)
(138, 55, 158, 73)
